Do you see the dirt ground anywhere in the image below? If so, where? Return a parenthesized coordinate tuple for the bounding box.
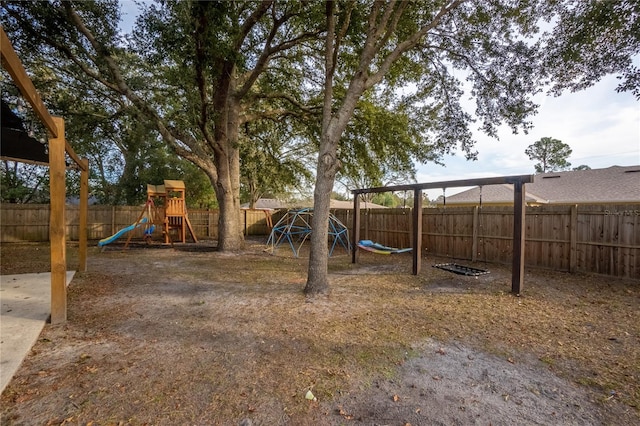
(1, 238, 638, 425)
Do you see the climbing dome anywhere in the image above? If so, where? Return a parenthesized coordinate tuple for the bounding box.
(266, 208, 351, 257)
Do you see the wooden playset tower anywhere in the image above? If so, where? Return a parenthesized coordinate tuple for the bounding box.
(147, 180, 198, 243)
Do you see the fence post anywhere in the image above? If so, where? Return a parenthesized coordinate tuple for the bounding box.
(111, 206, 116, 235)
(364, 208, 369, 241)
(206, 209, 211, 237)
(570, 204, 578, 273)
(78, 158, 89, 272)
(244, 209, 248, 236)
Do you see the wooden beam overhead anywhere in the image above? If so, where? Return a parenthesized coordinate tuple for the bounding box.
(1, 26, 58, 139)
(1, 26, 88, 172)
(64, 138, 87, 171)
(352, 174, 534, 195)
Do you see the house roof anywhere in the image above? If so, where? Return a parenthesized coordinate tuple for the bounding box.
(328, 199, 388, 209)
(241, 198, 388, 210)
(240, 198, 288, 210)
(441, 166, 640, 205)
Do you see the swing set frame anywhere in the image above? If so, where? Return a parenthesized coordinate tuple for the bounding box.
(352, 174, 533, 295)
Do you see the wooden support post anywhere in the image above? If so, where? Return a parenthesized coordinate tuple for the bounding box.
(78, 158, 89, 272)
(49, 117, 67, 324)
(185, 215, 198, 243)
(472, 206, 479, 262)
(511, 181, 526, 295)
(412, 189, 423, 275)
(569, 204, 578, 273)
(352, 196, 360, 264)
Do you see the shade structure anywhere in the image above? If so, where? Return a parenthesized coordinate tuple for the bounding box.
(266, 208, 351, 257)
(1, 100, 49, 165)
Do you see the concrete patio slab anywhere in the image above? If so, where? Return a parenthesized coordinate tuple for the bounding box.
(0, 271, 75, 395)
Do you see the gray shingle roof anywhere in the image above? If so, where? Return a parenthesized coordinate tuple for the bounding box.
(241, 198, 388, 209)
(328, 199, 387, 209)
(240, 198, 288, 210)
(441, 165, 640, 205)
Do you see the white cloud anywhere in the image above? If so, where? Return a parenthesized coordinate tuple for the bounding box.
(416, 74, 640, 201)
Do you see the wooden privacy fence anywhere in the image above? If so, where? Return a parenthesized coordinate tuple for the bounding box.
(335, 204, 640, 280)
(1, 203, 638, 279)
(0, 205, 273, 243)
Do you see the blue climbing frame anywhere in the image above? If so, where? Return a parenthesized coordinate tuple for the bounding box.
(266, 208, 351, 257)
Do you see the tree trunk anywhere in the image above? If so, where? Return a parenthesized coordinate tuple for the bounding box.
(304, 136, 340, 295)
(213, 100, 244, 251)
(216, 175, 243, 251)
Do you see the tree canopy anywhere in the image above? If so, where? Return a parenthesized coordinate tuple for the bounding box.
(525, 137, 572, 173)
(2, 0, 325, 250)
(2, 0, 638, 295)
(542, 0, 640, 99)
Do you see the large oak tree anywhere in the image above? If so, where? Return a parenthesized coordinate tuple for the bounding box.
(2, 0, 322, 250)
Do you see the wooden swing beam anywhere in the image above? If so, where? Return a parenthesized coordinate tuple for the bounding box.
(2, 26, 90, 323)
(352, 174, 534, 295)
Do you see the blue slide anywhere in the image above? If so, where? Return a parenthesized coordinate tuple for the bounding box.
(98, 217, 149, 247)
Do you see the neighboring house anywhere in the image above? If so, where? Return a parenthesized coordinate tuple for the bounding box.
(328, 199, 388, 209)
(240, 198, 288, 210)
(291, 199, 388, 209)
(242, 198, 388, 210)
(438, 165, 640, 206)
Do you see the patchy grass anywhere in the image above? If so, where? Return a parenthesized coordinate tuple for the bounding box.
(1, 239, 638, 424)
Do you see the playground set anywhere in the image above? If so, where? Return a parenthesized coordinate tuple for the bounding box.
(99, 180, 197, 248)
(266, 208, 351, 257)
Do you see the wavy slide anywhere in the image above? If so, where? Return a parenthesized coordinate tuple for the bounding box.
(98, 217, 150, 247)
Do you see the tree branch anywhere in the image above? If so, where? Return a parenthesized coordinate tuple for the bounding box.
(61, 2, 213, 170)
(236, 6, 321, 99)
(366, 0, 467, 91)
(193, 4, 216, 148)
